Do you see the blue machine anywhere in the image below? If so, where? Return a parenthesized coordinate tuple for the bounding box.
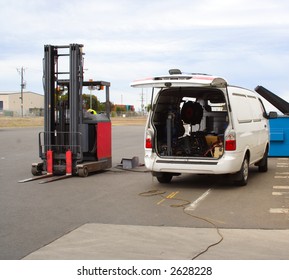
(255, 86, 289, 157)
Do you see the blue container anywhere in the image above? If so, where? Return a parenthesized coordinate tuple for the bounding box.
(269, 116, 289, 156)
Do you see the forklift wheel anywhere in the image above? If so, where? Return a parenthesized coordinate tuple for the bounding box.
(31, 164, 43, 176)
(78, 167, 89, 177)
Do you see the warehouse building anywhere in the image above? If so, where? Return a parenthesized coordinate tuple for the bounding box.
(0, 91, 44, 116)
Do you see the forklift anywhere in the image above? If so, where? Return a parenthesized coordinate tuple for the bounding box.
(19, 44, 112, 183)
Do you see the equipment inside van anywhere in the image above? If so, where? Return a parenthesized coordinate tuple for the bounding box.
(131, 70, 271, 186)
(153, 87, 227, 159)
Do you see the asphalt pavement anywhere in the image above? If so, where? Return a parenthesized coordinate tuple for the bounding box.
(1, 126, 289, 260)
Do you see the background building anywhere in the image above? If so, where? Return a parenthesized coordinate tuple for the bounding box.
(111, 104, 135, 116)
(0, 91, 44, 116)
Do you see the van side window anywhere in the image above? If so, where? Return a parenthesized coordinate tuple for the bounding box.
(232, 93, 253, 123)
(247, 95, 262, 122)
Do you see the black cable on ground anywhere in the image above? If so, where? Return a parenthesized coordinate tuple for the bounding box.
(108, 165, 151, 173)
(108, 165, 224, 259)
(139, 189, 224, 260)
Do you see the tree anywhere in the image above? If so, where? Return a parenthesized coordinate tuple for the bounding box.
(54, 89, 102, 112)
(146, 104, 152, 112)
(82, 93, 100, 111)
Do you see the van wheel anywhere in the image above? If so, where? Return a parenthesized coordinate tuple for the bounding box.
(258, 148, 268, 172)
(235, 156, 249, 186)
(156, 173, 173, 184)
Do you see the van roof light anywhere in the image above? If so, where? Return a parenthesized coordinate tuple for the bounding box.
(169, 69, 182, 75)
(210, 77, 227, 87)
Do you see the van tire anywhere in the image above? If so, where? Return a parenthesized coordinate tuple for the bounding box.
(258, 148, 268, 173)
(156, 172, 173, 184)
(235, 156, 249, 186)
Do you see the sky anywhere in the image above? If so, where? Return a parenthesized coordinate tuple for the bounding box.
(1, 0, 289, 111)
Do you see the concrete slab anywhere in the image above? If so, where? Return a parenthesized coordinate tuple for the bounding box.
(23, 224, 289, 260)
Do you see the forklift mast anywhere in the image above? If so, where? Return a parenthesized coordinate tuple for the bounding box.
(37, 44, 112, 178)
(43, 44, 83, 156)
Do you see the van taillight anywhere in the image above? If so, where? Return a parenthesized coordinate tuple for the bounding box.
(225, 140, 236, 151)
(225, 131, 236, 151)
(145, 130, 153, 149)
(146, 137, 152, 148)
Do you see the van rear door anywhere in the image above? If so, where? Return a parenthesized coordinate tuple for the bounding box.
(130, 75, 227, 89)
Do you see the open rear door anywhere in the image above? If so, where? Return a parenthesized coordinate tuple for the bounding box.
(130, 74, 227, 88)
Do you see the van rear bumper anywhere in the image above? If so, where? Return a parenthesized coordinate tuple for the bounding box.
(144, 152, 243, 175)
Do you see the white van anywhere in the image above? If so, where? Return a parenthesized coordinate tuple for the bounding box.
(131, 69, 271, 186)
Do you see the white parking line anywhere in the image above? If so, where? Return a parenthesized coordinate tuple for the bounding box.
(185, 189, 211, 211)
(270, 163, 289, 213)
(273, 186, 289, 189)
(276, 163, 289, 168)
(269, 208, 289, 214)
(272, 192, 289, 196)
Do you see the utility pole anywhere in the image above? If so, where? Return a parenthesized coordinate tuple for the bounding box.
(140, 88, 145, 116)
(17, 67, 26, 117)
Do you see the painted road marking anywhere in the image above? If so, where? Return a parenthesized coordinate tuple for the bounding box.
(272, 192, 289, 196)
(273, 186, 289, 189)
(157, 191, 179, 205)
(272, 186, 289, 196)
(272, 160, 289, 215)
(276, 163, 289, 168)
(185, 189, 211, 211)
(269, 208, 289, 214)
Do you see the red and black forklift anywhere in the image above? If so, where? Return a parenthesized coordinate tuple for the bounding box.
(20, 44, 112, 183)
